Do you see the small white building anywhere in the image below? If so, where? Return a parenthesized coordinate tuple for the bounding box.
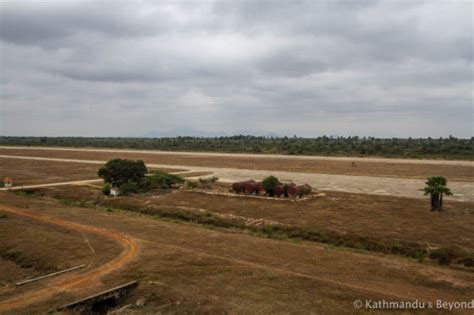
(110, 187, 120, 197)
(3, 177, 13, 188)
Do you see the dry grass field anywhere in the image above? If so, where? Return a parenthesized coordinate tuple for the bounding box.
(0, 158, 100, 185)
(1, 148, 472, 181)
(110, 189, 474, 252)
(1, 149, 473, 314)
(37, 185, 474, 257)
(0, 157, 185, 186)
(0, 192, 473, 314)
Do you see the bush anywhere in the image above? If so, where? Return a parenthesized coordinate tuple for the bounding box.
(148, 171, 184, 189)
(198, 176, 219, 188)
(429, 247, 463, 265)
(102, 183, 111, 195)
(1, 248, 23, 261)
(186, 181, 199, 189)
(262, 176, 280, 197)
(98, 159, 147, 187)
(120, 181, 142, 195)
(460, 254, 474, 267)
(298, 184, 312, 197)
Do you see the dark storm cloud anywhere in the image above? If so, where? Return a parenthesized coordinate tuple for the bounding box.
(0, 0, 472, 137)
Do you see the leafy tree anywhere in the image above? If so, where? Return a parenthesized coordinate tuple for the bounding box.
(423, 176, 452, 211)
(262, 176, 280, 197)
(98, 159, 147, 187)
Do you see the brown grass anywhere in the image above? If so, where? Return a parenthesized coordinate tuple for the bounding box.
(51, 185, 474, 252)
(0, 159, 100, 185)
(0, 157, 185, 186)
(0, 208, 121, 309)
(0, 191, 473, 314)
(1, 148, 472, 181)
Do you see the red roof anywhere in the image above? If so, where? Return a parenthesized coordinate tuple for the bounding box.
(3, 177, 13, 183)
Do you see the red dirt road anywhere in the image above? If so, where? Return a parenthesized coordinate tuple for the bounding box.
(0, 204, 138, 313)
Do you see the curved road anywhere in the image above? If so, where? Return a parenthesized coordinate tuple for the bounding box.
(0, 204, 138, 313)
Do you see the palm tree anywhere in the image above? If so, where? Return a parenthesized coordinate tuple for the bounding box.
(423, 176, 453, 211)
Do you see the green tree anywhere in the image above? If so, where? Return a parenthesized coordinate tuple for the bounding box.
(262, 176, 280, 197)
(98, 159, 147, 187)
(423, 176, 452, 211)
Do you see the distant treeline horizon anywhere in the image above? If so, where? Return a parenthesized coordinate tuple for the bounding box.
(0, 136, 472, 160)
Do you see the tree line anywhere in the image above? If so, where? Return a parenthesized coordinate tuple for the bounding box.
(0, 135, 472, 159)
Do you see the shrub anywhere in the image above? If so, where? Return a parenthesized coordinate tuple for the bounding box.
(186, 181, 199, 189)
(120, 181, 142, 195)
(198, 176, 219, 188)
(262, 176, 280, 196)
(298, 184, 312, 197)
(429, 247, 462, 265)
(1, 248, 23, 261)
(460, 254, 474, 267)
(148, 171, 184, 189)
(102, 183, 111, 195)
(415, 250, 427, 263)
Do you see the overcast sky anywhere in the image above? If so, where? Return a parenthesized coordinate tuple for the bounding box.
(0, 0, 472, 138)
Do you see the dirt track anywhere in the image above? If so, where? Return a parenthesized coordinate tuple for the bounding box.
(0, 204, 138, 313)
(1, 154, 473, 201)
(0, 179, 103, 191)
(1, 145, 472, 166)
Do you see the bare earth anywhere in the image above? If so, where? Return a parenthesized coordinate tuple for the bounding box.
(1, 154, 473, 201)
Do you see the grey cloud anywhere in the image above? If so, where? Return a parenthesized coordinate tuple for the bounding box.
(0, 0, 472, 137)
